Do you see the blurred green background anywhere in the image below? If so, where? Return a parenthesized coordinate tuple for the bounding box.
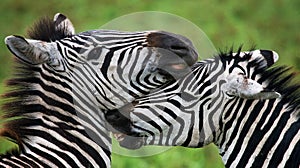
(0, 0, 299, 168)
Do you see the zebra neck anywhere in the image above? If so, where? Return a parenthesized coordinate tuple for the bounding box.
(217, 97, 299, 167)
(0, 65, 112, 168)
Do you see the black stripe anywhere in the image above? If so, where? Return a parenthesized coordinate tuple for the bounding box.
(225, 100, 256, 167)
(0, 159, 20, 167)
(23, 121, 107, 167)
(101, 44, 137, 81)
(23, 152, 51, 168)
(18, 155, 41, 167)
(268, 120, 300, 167)
(7, 157, 30, 168)
(260, 50, 275, 67)
(25, 142, 65, 168)
(39, 143, 79, 167)
(130, 80, 149, 95)
(285, 138, 300, 168)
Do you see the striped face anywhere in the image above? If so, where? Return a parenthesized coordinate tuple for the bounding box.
(5, 15, 198, 110)
(106, 49, 282, 149)
(64, 30, 198, 109)
(111, 47, 299, 167)
(1, 13, 199, 167)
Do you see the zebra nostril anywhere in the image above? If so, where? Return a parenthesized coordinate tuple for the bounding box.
(170, 45, 187, 50)
(170, 45, 189, 56)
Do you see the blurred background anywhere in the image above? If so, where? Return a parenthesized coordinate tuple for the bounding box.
(0, 0, 299, 167)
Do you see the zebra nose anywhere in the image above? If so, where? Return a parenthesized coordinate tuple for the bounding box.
(147, 31, 198, 66)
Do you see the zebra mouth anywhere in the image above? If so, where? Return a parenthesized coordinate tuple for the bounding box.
(105, 104, 145, 150)
(113, 133, 145, 150)
(113, 133, 126, 142)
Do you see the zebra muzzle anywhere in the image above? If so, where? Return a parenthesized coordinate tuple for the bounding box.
(114, 133, 145, 150)
(146, 31, 198, 79)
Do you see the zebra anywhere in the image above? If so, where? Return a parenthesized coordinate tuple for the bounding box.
(0, 13, 198, 167)
(106, 48, 300, 168)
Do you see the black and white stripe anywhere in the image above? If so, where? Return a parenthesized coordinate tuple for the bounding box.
(110, 48, 299, 168)
(0, 13, 198, 168)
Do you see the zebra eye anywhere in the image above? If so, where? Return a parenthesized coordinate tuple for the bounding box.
(87, 47, 103, 60)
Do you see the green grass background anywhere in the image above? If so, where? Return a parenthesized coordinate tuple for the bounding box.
(0, 0, 299, 167)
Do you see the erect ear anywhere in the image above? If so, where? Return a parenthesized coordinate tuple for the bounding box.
(53, 13, 75, 36)
(249, 50, 279, 68)
(222, 73, 281, 99)
(5, 35, 51, 65)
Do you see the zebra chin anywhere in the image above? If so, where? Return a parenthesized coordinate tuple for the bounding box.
(105, 106, 146, 149)
(113, 133, 145, 150)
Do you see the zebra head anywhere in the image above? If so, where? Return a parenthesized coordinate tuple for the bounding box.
(106, 48, 284, 149)
(1, 13, 199, 167)
(4, 13, 198, 110)
(220, 49, 281, 99)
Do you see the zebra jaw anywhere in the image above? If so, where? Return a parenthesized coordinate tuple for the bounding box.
(222, 73, 281, 99)
(113, 133, 145, 150)
(105, 102, 145, 149)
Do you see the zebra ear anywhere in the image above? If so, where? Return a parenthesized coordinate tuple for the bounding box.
(249, 50, 279, 68)
(5, 35, 51, 65)
(222, 73, 281, 99)
(53, 13, 75, 36)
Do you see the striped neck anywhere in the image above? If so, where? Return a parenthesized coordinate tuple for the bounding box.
(216, 73, 300, 168)
(108, 49, 299, 167)
(0, 62, 112, 168)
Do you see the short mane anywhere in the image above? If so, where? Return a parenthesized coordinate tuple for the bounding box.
(0, 15, 74, 154)
(260, 66, 300, 112)
(27, 16, 72, 41)
(0, 60, 36, 154)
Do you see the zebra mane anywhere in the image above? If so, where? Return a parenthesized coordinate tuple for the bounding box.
(27, 15, 72, 42)
(0, 15, 75, 151)
(260, 66, 300, 112)
(218, 46, 254, 62)
(0, 60, 37, 154)
(191, 46, 251, 69)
